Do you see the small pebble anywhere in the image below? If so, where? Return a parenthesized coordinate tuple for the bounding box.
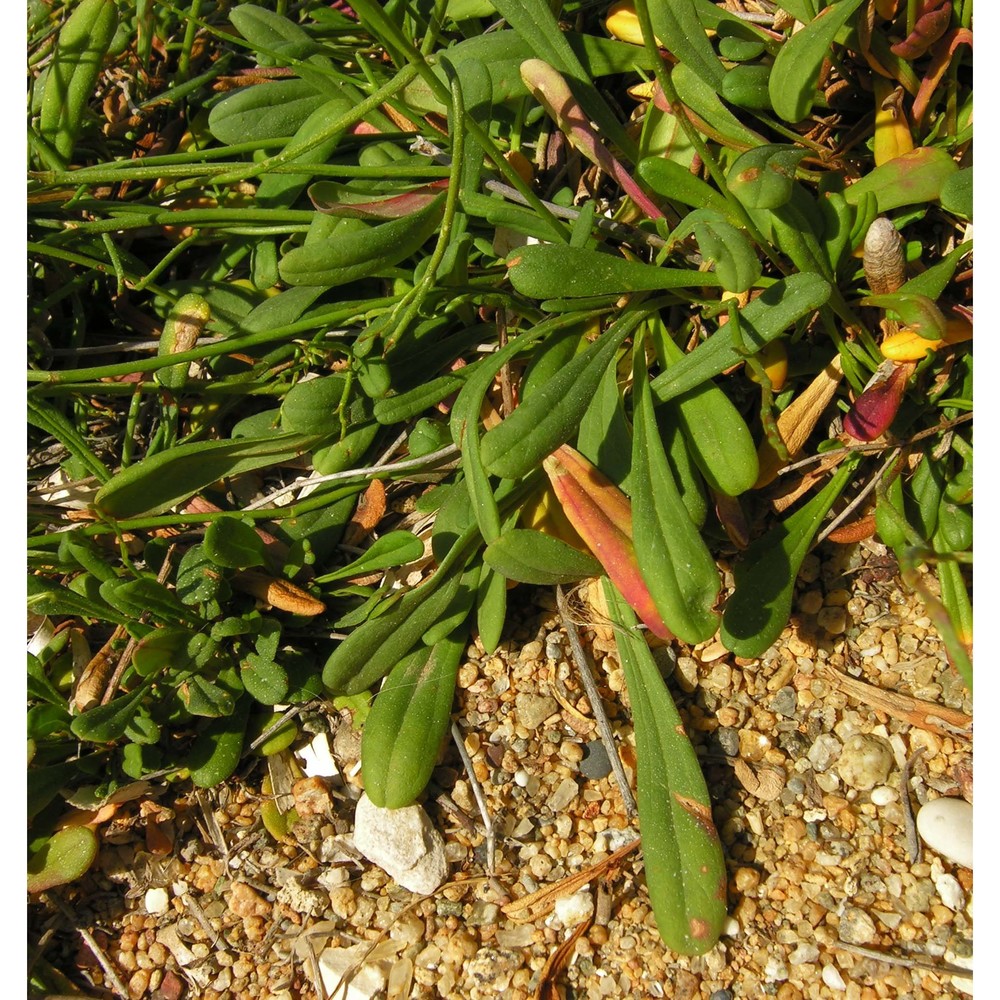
(716, 727, 740, 757)
(822, 964, 847, 991)
(836, 734, 894, 790)
(788, 942, 819, 964)
(870, 785, 897, 806)
(808, 734, 842, 771)
(553, 890, 594, 927)
(839, 906, 877, 944)
(579, 741, 612, 779)
(917, 796, 973, 868)
(144, 887, 170, 915)
(515, 692, 558, 731)
(932, 871, 965, 911)
(769, 686, 798, 718)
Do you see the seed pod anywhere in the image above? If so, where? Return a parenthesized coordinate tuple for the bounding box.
(863, 218, 906, 296)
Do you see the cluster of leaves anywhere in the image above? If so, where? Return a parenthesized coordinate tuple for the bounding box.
(28, 0, 971, 955)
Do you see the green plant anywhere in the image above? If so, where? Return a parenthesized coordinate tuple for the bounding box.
(28, 0, 971, 956)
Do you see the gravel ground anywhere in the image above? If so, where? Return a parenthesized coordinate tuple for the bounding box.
(28, 539, 973, 999)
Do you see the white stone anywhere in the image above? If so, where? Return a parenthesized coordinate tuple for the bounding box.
(932, 871, 965, 911)
(353, 793, 448, 894)
(916, 796, 973, 868)
(319, 943, 388, 1000)
(144, 887, 170, 915)
(870, 785, 898, 806)
(821, 963, 847, 991)
(297, 731, 339, 778)
(553, 890, 594, 927)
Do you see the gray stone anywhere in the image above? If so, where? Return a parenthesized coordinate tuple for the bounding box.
(770, 686, 798, 718)
(836, 733, 894, 790)
(353, 793, 448, 894)
(579, 740, 612, 779)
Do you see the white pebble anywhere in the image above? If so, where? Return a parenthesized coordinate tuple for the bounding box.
(822, 964, 847, 991)
(144, 887, 170, 915)
(916, 797, 973, 868)
(932, 871, 965, 911)
(870, 785, 898, 806)
(297, 732, 339, 778)
(553, 890, 594, 927)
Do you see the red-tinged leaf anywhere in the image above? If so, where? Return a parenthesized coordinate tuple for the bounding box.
(307, 179, 450, 219)
(890, 0, 952, 60)
(913, 28, 973, 127)
(543, 446, 672, 639)
(520, 59, 664, 220)
(843, 361, 912, 442)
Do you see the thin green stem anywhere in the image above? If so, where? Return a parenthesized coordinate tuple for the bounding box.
(32, 160, 451, 188)
(100, 234, 126, 296)
(383, 72, 467, 352)
(177, 0, 203, 83)
(133, 234, 200, 293)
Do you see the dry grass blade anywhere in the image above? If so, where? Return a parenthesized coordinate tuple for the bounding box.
(535, 910, 595, 1000)
(816, 661, 971, 738)
(501, 837, 640, 920)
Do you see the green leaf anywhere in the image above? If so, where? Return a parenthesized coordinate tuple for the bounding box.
(180, 675, 237, 718)
(727, 144, 809, 210)
(674, 209, 762, 293)
(636, 158, 738, 222)
(653, 319, 760, 496)
(99, 577, 192, 625)
(176, 544, 230, 607)
(720, 63, 773, 111)
(721, 459, 858, 656)
(322, 565, 465, 695)
(859, 293, 947, 341)
(229, 4, 318, 59)
(131, 625, 196, 678)
(484, 528, 601, 584)
(631, 350, 720, 644)
(94, 431, 327, 518)
(208, 79, 330, 145)
(124, 708, 161, 746)
(940, 167, 972, 221)
(650, 273, 831, 402)
(27, 575, 126, 626)
(361, 634, 465, 808)
(769, 0, 866, 123)
(577, 355, 634, 492)
(647, 0, 726, 89)
(27, 827, 99, 894)
(241, 655, 289, 705)
(508, 244, 722, 300)
(279, 193, 445, 287)
(203, 516, 267, 570)
(187, 698, 251, 788)
(313, 531, 425, 584)
(280, 374, 351, 433)
(671, 62, 766, 149)
(843, 147, 958, 213)
(476, 565, 507, 655)
(602, 581, 727, 955)
(71, 684, 150, 743)
(479, 307, 650, 480)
